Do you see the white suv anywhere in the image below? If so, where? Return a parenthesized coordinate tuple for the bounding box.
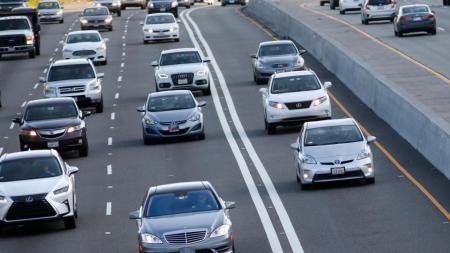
(259, 70, 332, 134)
(361, 0, 396, 24)
(41, 59, 104, 113)
(0, 150, 79, 232)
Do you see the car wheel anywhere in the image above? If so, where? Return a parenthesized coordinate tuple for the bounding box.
(96, 97, 104, 113)
(117, 11, 121, 17)
(330, 0, 336, 9)
(29, 49, 36, 59)
(109, 27, 113, 31)
(79, 142, 89, 157)
(141, 4, 145, 9)
(398, 31, 403, 37)
(148, 9, 152, 14)
(363, 19, 369, 25)
(60, 19, 64, 24)
(265, 119, 276, 135)
(198, 132, 205, 140)
(143, 133, 153, 145)
(296, 173, 301, 183)
(121, 5, 125, 10)
(186, 4, 190, 8)
(203, 85, 211, 96)
(300, 181, 311, 190)
(73, 194, 78, 218)
(366, 177, 375, 184)
(174, 38, 180, 42)
(174, 11, 179, 18)
(63, 216, 76, 229)
(340, 10, 345, 15)
(155, 82, 160, 92)
(394, 30, 398, 36)
(102, 58, 107, 65)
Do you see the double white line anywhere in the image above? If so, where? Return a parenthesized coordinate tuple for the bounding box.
(181, 8, 304, 253)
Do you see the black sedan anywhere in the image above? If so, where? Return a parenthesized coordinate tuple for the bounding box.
(79, 6, 113, 31)
(13, 98, 91, 157)
(394, 4, 436, 37)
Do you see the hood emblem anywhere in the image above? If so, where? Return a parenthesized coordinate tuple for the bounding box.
(334, 160, 341, 165)
(295, 103, 302, 108)
(25, 196, 34, 203)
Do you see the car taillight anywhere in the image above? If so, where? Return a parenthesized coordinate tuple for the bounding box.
(399, 16, 407, 20)
(425, 14, 434, 20)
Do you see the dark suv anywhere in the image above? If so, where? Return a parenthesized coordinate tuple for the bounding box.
(147, 0, 178, 17)
(13, 98, 91, 157)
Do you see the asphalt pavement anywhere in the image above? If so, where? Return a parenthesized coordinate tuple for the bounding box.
(0, 3, 449, 253)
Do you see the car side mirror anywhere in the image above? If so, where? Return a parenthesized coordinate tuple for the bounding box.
(225, 201, 236, 209)
(136, 106, 146, 112)
(129, 210, 141, 219)
(81, 111, 92, 118)
(299, 49, 307, 55)
(323, 81, 332, 89)
(140, 21, 144, 26)
(67, 166, 79, 175)
(12, 117, 22, 124)
(367, 136, 377, 144)
(197, 101, 207, 107)
(290, 142, 299, 151)
(97, 73, 105, 79)
(250, 54, 256, 59)
(259, 88, 267, 95)
(151, 61, 159, 67)
(203, 57, 211, 63)
(104, 38, 109, 43)
(39, 76, 46, 84)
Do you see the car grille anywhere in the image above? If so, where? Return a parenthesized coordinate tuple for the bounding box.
(159, 128, 189, 136)
(320, 159, 354, 166)
(59, 85, 86, 94)
(285, 101, 312, 110)
(164, 230, 207, 245)
(272, 63, 289, 68)
(72, 50, 96, 56)
(159, 120, 187, 125)
(38, 128, 66, 139)
(0, 35, 26, 47)
(88, 20, 105, 24)
(6, 193, 56, 221)
(153, 2, 172, 8)
(153, 29, 170, 33)
(171, 73, 194, 86)
(313, 170, 365, 182)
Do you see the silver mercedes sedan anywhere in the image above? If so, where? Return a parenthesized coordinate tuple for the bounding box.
(129, 181, 236, 253)
(290, 118, 376, 189)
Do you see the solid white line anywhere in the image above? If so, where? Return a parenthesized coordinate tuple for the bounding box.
(186, 9, 304, 253)
(181, 9, 283, 253)
(0, 147, 3, 155)
(33, 83, 39, 89)
(108, 137, 112, 146)
(111, 112, 115, 120)
(9, 123, 15, 130)
(117, 76, 122, 82)
(114, 93, 119, 99)
(21, 101, 26, 107)
(106, 202, 112, 215)
(120, 62, 124, 68)
(107, 164, 112, 175)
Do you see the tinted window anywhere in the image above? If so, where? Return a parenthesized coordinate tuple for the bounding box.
(160, 52, 202, 66)
(37, 2, 60, 9)
(368, 0, 390, 5)
(259, 44, 297, 57)
(146, 15, 175, 24)
(304, 125, 363, 146)
(147, 94, 195, 112)
(402, 6, 429, 14)
(67, 33, 101, 43)
(271, 75, 321, 94)
(145, 190, 220, 217)
(83, 7, 109, 16)
(0, 19, 29, 31)
(0, 157, 62, 182)
(25, 103, 78, 121)
(48, 64, 95, 81)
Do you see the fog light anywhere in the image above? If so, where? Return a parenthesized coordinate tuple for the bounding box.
(78, 139, 83, 144)
(303, 173, 308, 179)
(368, 167, 373, 174)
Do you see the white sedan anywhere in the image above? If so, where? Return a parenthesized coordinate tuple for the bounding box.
(141, 13, 179, 43)
(290, 118, 376, 189)
(61, 30, 108, 65)
(339, 0, 364, 15)
(259, 70, 332, 134)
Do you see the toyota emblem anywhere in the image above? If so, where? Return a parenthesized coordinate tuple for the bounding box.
(334, 160, 341, 165)
(295, 103, 302, 108)
(25, 196, 34, 203)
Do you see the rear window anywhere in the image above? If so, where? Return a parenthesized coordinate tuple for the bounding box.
(25, 102, 78, 121)
(37, 2, 60, 9)
(271, 75, 321, 94)
(368, 0, 390, 5)
(0, 19, 30, 31)
(0, 157, 62, 182)
(402, 6, 429, 14)
(48, 64, 95, 81)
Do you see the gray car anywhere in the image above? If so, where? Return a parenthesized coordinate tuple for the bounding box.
(37, 0, 64, 23)
(136, 90, 206, 144)
(251, 40, 306, 84)
(79, 6, 113, 31)
(129, 181, 236, 253)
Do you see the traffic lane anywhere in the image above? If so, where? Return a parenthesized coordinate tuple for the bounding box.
(81, 9, 272, 252)
(191, 6, 450, 252)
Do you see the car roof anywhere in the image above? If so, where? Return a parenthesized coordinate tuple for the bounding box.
(67, 30, 100, 35)
(272, 70, 315, 79)
(0, 150, 57, 163)
(148, 90, 192, 98)
(259, 40, 294, 47)
(306, 118, 356, 129)
(52, 58, 91, 66)
(26, 97, 76, 107)
(83, 6, 109, 10)
(0, 16, 30, 21)
(161, 48, 199, 54)
(151, 181, 210, 195)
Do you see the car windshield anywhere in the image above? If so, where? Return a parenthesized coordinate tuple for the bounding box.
(83, 7, 109, 16)
(146, 15, 175, 24)
(25, 103, 78, 121)
(145, 190, 220, 217)
(48, 64, 95, 81)
(160, 51, 202, 66)
(259, 44, 297, 57)
(37, 2, 60, 9)
(0, 19, 29, 31)
(0, 157, 62, 182)
(271, 75, 321, 94)
(402, 6, 429, 14)
(368, 0, 390, 5)
(304, 125, 363, 146)
(67, 33, 101, 43)
(147, 94, 195, 112)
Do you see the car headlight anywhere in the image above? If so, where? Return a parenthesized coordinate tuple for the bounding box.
(294, 57, 304, 67)
(67, 121, 85, 133)
(196, 70, 207, 77)
(63, 48, 72, 53)
(0, 195, 7, 204)
(112, 2, 118, 6)
(256, 61, 265, 69)
(140, 233, 163, 244)
(269, 101, 286, 110)
(210, 225, 231, 238)
(157, 73, 169, 79)
(26, 35, 33, 45)
(96, 45, 106, 51)
(144, 118, 158, 125)
(44, 86, 57, 96)
(189, 113, 201, 122)
(56, 10, 63, 15)
(148, 3, 154, 7)
(20, 129, 38, 136)
(303, 155, 317, 164)
(89, 81, 100, 90)
(171, 1, 178, 7)
(169, 27, 178, 32)
(53, 185, 69, 195)
(80, 18, 88, 24)
(143, 28, 153, 33)
(312, 96, 327, 106)
(357, 149, 371, 160)
(105, 17, 113, 23)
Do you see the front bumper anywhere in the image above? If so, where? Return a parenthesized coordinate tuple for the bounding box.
(364, 10, 395, 20)
(63, 49, 107, 63)
(139, 235, 234, 253)
(0, 44, 34, 55)
(39, 14, 63, 22)
(20, 129, 87, 152)
(81, 22, 112, 30)
(265, 100, 331, 124)
(144, 30, 179, 41)
(254, 65, 304, 80)
(398, 21, 435, 33)
(44, 84, 102, 107)
(156, 75, 209, 92)
(143, 121, 204, 139)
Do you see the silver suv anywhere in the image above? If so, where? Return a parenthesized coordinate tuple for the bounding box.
(361, 0, 396, 24)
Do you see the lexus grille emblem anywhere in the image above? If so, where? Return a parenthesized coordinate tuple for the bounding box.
(25, 196, 34, 203)
(9, 39, 14, 43)
(296, 103, 302, 108)
(334, 160, 341, 165)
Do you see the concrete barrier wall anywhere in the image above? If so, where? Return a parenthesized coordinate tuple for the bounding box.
(245, 0, 450, 179)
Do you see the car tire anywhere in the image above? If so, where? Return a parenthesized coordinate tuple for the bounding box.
(363, 19, 369, 25)
(320, 1, 324, 6)
(155, 82, 160, 92)
(203, 85, 211, 96)
(109, 27, 113, 31)
(340, 9, 345, 15)
(398, 31, 403, 37)
(265, 119, 276, 135)
(366, 177, 375, 184)
(63, 216, 76, 229)
(60, 19, 64, 24)
(148, 9, 152, 14)
(79, 142, 89, 157)
(143, 134, 153, 145)
(141, 4, 145, 9)
(430, 29, 436, 35)
(198, 132, 205, 140)
(175, 38, 180, 42)
(96, 97, 104, 113)
(186, 4, 190, 8)
(241, 1, 246, 5)
(117, 11, 121, 17)
(394, 30, 398, 36)
(296, 173, 301, 183)
(300, 181, 311, 190)
(29, 49, 36, 59)
(221, 2, 226, 6)
(174, 10, 179, 18)
(121, 5, 125, 10)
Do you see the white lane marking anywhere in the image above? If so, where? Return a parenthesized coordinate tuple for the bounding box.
(33, 83, 39, 89)
(105, 232, 111, 235)
(9, 123, 15, 130)
(120, 62, 124, 68)
(122, 43, 126, 47)
(180, 9, 283, 253)
(107, 186, 113, 189)
(114, 93, 120, 99)
(185, 9, 304, 253)
(117, 76, 122, 82)
(438, 27, 445, 32)
(111, 112, 115, 120)
(107, 164, 112, 175)
(54, 48, 59, 52)
(108, 137, 113, 146)
(43, 68, 47, 74)
(106, 202, 112, 215)
(21, 101, 26, 107)
(0, 147, 3, 155)
(122, 36, 126, 39)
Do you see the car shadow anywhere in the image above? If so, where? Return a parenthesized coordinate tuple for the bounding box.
(0, 220, 65, 238)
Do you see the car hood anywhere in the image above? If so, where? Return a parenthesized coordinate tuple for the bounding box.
(22, 117, 81, 130)
(147, 108, 195, 123)
(269, 89, 325, 103)
(38, 9, 60, 14)
(158, 63, 204, 75)
(304, 142, 365, 160)
(259, 54, 299, 64)
(141, 210, 225, 237)
(64, 42, 103, 51)
(47, 79, 96, 88)
(0, 176, 64, 197)
(144, 23, 177, 30)
(0, 30, 31, 36)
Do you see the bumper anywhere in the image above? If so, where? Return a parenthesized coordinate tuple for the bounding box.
(265, 100, 332, 124)
(81, 23, 112, 30)
(20, 130, 86, 152)
(364, 10, 395, 20)
(39, 15, 63, 22)
(139, 236, 234, 253)
(122, 1, 145, 7)
(63, 50, 106, 63)
(0, 45, 34, 54)
(255, 65, 304, 80)
(143, 122, 204, 139)
(156, 76, 209, 92)
(144, 31, 179, 41)
(398, 22, 435, 33)
(223, 0, 245, 4)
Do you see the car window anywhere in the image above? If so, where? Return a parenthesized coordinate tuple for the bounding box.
(147, 94, 196, 112)
(67, 33, 101, 43)
(160, 52, 202, 66)
(258, 44, 297, 57)
(25, 102, 78, 121)
(37, 2, 60, 9)
(304, 125, 363, 146)
(83, 7, 109, 16)
(145, 190, 220, 217)
(271, 75, 321, 94)
(48, 64, 95, 81)
(0, 157, 62, 182)
(402, 6, 429, 14)
(0, 19, 30, 31)
(368, 0, 390, 5)
(146, 15, 175, 24)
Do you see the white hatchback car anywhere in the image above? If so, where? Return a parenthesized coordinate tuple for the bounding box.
(290, 118, 376, 189)
(361, 0, 396, 24)
(259, 71, 332, 134)
(141, 13, 179, 43)
(339, 0, 364, 15)
(61, 30, 108, 65)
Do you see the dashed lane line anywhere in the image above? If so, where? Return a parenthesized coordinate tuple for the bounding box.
(111, 112, 115, 120)
(33, 83, 39, 89)
(107, 137, 112, 146)
(106, 202, 112, 216)
(117, 76, 122, 82)
(9, 123, 14, 130)
(21, 101, 26, 107)
(107, 164, 112, 175)
(114, 93, 120, 99)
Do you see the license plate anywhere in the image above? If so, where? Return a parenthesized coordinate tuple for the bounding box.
(331, 167, 345, 175)
(160, 8, 166, 11)
(178, 78, 188, 85)
(377, 5, 384, 9)
(8, 47, 14, 52)
(413, 17, 422, 21)
(47, 141, 59, 148)
(168, 125, 179, 133)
